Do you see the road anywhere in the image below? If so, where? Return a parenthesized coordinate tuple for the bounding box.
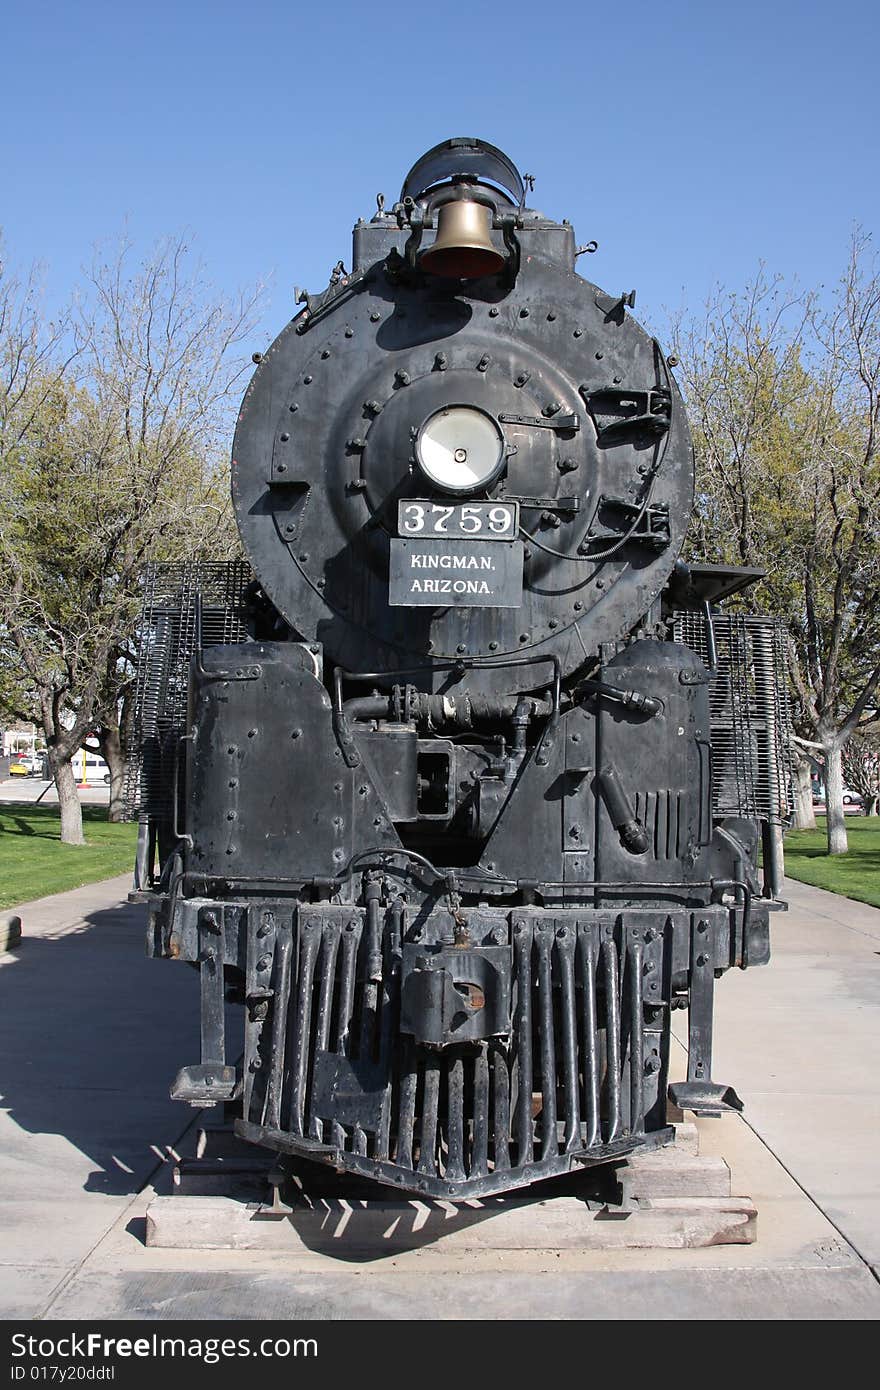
(0, 777, 109, 805)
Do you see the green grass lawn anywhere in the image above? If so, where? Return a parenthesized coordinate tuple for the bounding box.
(784, 816, 880, 909)
(0, 803, 137, 911)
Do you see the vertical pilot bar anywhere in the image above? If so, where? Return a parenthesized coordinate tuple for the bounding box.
(307, 924, 340, 1141)
(536, 924, 558, 1160)
(418, 1058, 441, 1175)
(492, 1044, 511, 1173)
(627, 933, 645, 1134)
(472, 1046, 490, 1177)
(602, 932, 622, 1141)
(557, 927, 581, 1152)
(264, 929, 293, 1130)
(513, 919, 534, 1166)
(396, 1039, 418, 1172)
(578, 927, 600, 1147)
(446, 1056, 466, 1183)
(289, 918, 320, 1136)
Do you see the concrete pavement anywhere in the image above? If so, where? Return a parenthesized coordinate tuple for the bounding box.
(0, 873, 878, 1320)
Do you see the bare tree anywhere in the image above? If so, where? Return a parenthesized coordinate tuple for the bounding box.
(0, 236, 258, 842)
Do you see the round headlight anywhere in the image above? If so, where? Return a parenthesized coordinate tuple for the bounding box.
(415, 405, 505, 495)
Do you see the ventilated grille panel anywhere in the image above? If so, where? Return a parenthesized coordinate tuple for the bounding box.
(123, 561, 251, 820)
(673, 611, 794, 820)
(245, 909, 664, 1198)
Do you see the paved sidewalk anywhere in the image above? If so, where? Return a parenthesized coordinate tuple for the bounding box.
(0, 873, 878, 1319)
(708, 877, 880, 1274)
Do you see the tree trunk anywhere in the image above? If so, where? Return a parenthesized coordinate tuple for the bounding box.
(824, 743, 848, 855)
(52, 752, 84, 845)
(866, 794, 879, 817)
(794, 755, 816, 830)
(98, 723, 126, 823)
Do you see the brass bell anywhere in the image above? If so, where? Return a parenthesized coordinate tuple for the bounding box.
(420, 198, 506, 279)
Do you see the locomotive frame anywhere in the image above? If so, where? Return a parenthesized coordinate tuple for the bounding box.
(127, 139, 791, 1202)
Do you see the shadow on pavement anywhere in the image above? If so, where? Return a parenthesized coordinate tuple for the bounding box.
(0, 897, 202, 1197)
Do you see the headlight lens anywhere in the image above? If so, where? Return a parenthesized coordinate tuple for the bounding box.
(415, 405, 505, 494)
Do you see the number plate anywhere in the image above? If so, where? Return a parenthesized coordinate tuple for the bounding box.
(398, 500, 519, 541)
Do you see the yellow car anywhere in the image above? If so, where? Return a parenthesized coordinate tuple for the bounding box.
(8, 759, 32, 777)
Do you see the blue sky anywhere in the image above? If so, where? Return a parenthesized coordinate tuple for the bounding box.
(2, 0, 878, 341)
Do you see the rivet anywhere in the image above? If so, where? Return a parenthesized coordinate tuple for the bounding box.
(228, 779, 237, 789)
(344, 326, 354, 338)
(394, 369, 410, 386)
(370, 310, 380, 321)
(574, 601, 583, 611)
(595, 351, 603, 359)
(489, 641, 499, 651)
(291, 728, 302, 739)
(547, 311, 556, 321)
(477, 354, 490, 371)
(252, 352, 263, 364)
(280, 432, 289, 442)
(248, 727, 257, 738)
(433, 352, 448, 370)
(226, 811, 235, 821)
(519, 307, 529, 318)
(549, 618, 558, 629)
(303, 374, 313, 384)
(289, 403, 299, 413)
(573, 328, 583, 338)
(457, 643, 467, 654)
(613, 375, 622, 384)
(321, 348, 331, 359)
(571, 732, 580, 742)
(227, 745, 236, 755)
(519, 633, 528, 642)
(489, 307, 499, 317)
(298, 553, 309, 562)
(596, 579, 605, 590)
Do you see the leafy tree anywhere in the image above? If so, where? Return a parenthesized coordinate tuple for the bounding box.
(673, 237, 880, 854)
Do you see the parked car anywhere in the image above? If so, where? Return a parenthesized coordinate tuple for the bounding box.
(811, 784, 863, 807)
(8, 758, 34, 777)
(77, 752, 112, 785)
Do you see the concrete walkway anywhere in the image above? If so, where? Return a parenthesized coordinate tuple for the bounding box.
(0, 873, 878, 1320)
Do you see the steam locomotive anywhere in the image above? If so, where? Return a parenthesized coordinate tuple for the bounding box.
(129, 139, 790, 1200)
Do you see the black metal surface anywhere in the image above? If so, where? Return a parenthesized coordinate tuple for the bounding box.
(226, 902, 681, 1199)
(131, 138, 787, 1202)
